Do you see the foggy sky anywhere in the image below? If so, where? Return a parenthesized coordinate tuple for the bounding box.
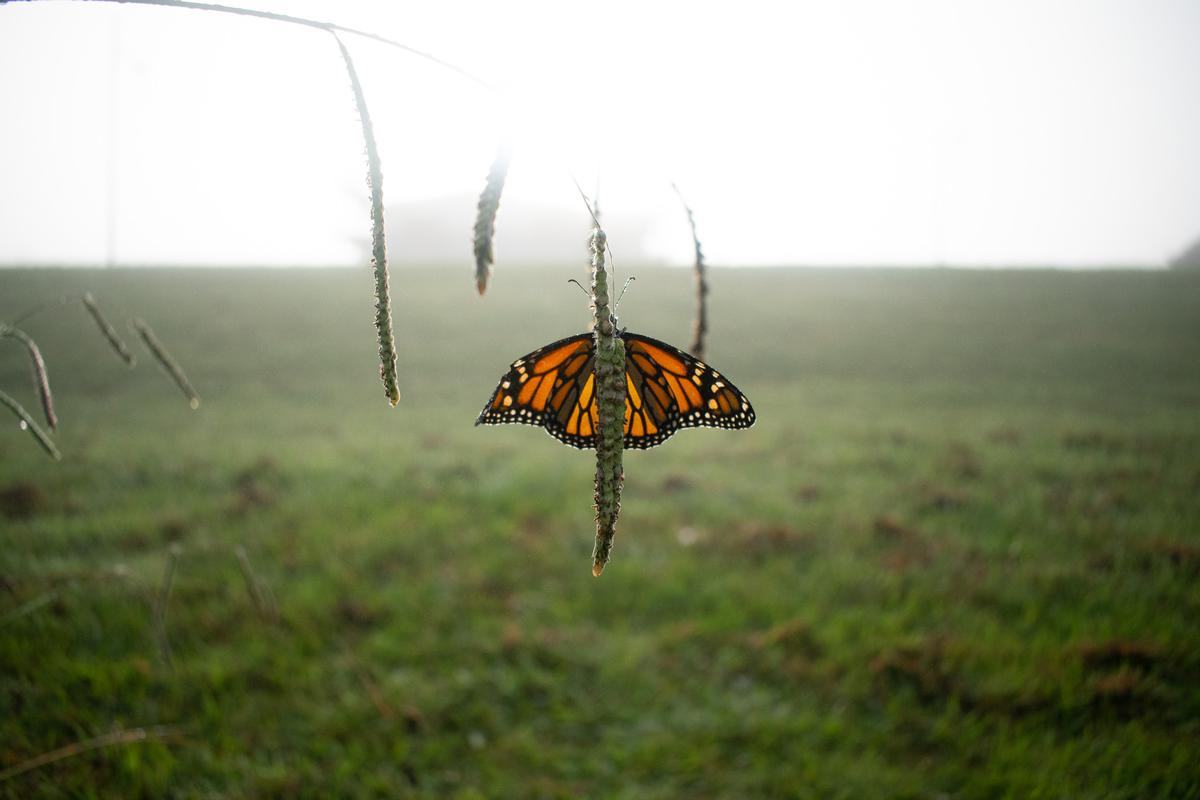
(1, 0, 1198, 268)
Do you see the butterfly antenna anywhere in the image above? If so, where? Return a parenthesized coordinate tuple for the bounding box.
(615, 276, 636, 309)
(566, 278, 590, 298)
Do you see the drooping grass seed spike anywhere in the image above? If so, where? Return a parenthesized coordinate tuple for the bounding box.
(473, 143, 509, 295)
(82, 292, 136, 367)
(588, 227, 625, 576)
(671, 182, 708, 360)
(132, 318, 201, 409)
(0, 389, 60, 460)
(0, 324, 57, 431)
(332, 31, 399, 407)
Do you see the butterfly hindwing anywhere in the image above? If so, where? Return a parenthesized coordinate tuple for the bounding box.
(476, 331, 755, 449)
(622, 333, 755, 448)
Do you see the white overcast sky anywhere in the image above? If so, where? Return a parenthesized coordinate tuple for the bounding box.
(1, 0, 1198, 267)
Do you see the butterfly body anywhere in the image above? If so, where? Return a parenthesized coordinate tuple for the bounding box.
(476, 331, 755, 449)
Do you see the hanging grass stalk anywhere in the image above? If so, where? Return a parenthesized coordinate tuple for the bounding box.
(0, 389, 60, 460)
(132, 318, 200, 409)
(235, 545, 278, 623)
(82, 292, 136, 367)
(152, 545, 180, 670)
(0, 324, 57, 431)
(333, 33, 399, 406)
(473, 144, 509, 295)
(589, 227, 625, 576)
(671, 183, 708, 359)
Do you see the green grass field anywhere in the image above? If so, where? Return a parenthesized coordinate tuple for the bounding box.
(2, 265, 1199, 798)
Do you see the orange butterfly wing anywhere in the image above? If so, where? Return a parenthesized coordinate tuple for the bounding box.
(475, 332, 755, 449)
(475, 333, 598, 447)
(622, 333, 755, 448)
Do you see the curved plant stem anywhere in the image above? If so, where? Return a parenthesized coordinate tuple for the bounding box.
(0, 725, 182, 783)
(0, 389, 60, 460)
(15, 0, 496, 91)
(333, 32, 399, 407)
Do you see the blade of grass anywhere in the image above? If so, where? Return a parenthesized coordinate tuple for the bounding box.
(152, 545, 180, 671)
(0, 725, 182, 784)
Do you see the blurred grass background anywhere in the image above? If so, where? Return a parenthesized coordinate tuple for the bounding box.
(1, 265, 1198, 798)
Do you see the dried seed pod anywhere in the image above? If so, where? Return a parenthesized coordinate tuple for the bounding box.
(473, 145, 509, 295)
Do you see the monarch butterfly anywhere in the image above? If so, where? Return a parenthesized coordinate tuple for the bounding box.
(475, 331, 755, 449)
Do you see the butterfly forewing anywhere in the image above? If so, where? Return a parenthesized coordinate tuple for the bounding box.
(475, 333, 596, 447)
(475, 331, 755, 449)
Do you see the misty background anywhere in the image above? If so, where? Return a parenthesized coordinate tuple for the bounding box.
(1, 0, 1199, 269)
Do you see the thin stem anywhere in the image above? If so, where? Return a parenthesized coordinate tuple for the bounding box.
(333, 32, 399, 407)
(235, 545, 277, 623)
(0, 726, 181, 784)
(671, 182, 708, 359)
(0, 591, 57, 627)
(20, 0, 496, 91)
(153, 545, 180, 670)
